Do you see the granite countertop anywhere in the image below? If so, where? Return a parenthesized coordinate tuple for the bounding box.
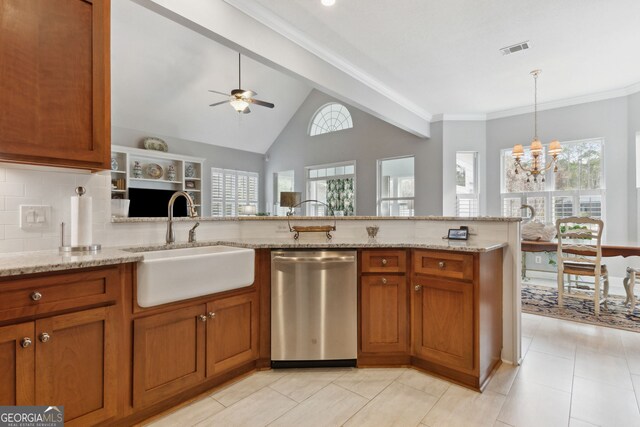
(0, 237, 507, 277)
(112, 215, 521, 223)
(0, 248, 143, 278)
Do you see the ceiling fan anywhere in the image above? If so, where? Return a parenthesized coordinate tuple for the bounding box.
(209, 53, 275, 114)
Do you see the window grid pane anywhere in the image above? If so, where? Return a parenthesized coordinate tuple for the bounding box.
(309, 103, 354, 136)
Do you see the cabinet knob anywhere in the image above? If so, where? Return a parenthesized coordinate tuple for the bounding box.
(414, 284, 422, 291)
(208, 312, 216, 319)
(438, 261, 446, 269)
(21, 337, 32, 348)
(31, 291, 42, 301)
(39, 332, 51, 343)
(381, 277, 387, 284)
(198, 315, 207, 322)
(381, 258, 388, 265)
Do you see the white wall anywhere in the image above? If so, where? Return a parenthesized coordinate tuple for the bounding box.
(628, 92, 640, 240)
(441, 120, 487, 216)
(486, 96, 630, 242)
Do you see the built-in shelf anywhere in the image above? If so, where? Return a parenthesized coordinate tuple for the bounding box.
(111, 145, 205, 216)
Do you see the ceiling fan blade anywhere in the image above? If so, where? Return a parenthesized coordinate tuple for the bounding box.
(248, 98, 275, 108)
(208, 89, 229, 97)
(209, 101, 229, 107)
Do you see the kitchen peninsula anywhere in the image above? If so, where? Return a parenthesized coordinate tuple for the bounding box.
(0, 216, 519, 426)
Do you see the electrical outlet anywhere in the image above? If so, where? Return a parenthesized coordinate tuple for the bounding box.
(535, 256, 542, 264)
(20, 205, 51, 230)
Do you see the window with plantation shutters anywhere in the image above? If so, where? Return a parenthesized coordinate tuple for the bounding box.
(500, 138, 605, 229)
(211, 168, 259, 217)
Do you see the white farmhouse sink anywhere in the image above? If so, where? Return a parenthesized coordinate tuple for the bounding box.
(136, 246, 255, 307)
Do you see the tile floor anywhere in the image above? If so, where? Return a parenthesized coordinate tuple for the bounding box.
(147, 313, 640, 427)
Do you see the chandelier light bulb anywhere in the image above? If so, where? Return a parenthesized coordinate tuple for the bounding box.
(321, 0, 336, 6)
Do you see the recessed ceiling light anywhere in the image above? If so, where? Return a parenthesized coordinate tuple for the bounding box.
(321, 0, 336, 6)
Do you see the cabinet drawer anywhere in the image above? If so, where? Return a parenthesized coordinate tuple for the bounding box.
(361, 250, 406, 273)
(413, 250, 474, 281)
(0, 267, 120, 322)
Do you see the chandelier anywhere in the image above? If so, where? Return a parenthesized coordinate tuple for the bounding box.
(512, 70, 562, 182)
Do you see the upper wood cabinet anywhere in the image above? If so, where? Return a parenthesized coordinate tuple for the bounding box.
(0, 0, 110, 170)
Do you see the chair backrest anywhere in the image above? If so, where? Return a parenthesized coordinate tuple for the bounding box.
(556, 216, 603, 269)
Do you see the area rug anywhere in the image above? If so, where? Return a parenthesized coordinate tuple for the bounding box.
(522, 283, 640, 332)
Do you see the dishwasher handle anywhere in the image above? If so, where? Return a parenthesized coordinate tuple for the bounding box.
(273, 255, 355, 263)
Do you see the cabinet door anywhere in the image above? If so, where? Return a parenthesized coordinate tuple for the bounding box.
(413, 278, 474, 371)
(361, 275, 408, 353)
(206, 293, 258, 377)
(35, 306, 116, 426)
(0, 322, 35, 405)
(133, 304, 206, 408)
(0, 0, 110, 170)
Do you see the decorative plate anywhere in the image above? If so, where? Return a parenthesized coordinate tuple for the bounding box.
(145, 163, 163, 179)
(111, 158, 118, 171)
(185, 164, 196, 178)
(143, 137, 168, 152)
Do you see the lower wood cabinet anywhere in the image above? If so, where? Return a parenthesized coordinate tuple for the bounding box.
(412, 278, 474, 370)
(0, 306, 117, 426)
(133, 291, 259, 408)
(360, 275, 408, 354)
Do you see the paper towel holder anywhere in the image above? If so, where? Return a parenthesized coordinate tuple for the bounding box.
(59, 222, 101, 253)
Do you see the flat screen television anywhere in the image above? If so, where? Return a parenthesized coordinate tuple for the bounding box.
(128, 188, 188, 218)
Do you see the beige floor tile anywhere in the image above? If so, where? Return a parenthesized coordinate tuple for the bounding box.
(521, 312, 542, 338)
(146, 397, 224, 427)
(630, 374, 640, 415)
(497, 377, 571, 427)
(570, 376, 640, 427)
(573, 322, 625, 357)
(521, 336, 533, 357)
(421, 384, 506, 427)
(333, 368, 405, 399)
(485, 362, 519, 395)
(268, 369, 349, 403)
(569, 418, 600, 427)
(269, 384, 367, 427)
(574, 348, 633, 390)
(345, 381, 438, 427)
(493, 422, 514, 427)
(395, 368, 451, 398)
(517, 350, 575, 392)
(195, 387, 297, 427)
(528, 317, 578, 359)
(211, 370, 288, 407)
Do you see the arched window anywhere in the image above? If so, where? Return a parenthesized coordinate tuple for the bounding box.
(309, 103, 353, 136)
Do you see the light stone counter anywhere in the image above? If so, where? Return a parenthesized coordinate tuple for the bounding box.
(0, 248, 143, 278)
(112, 215, 521, 223)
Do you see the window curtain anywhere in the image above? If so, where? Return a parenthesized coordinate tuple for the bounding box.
(326, 178, 354, 216)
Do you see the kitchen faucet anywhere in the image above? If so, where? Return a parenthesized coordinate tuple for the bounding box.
(188, 222, 200, 243)
(166, 191, 198, 244)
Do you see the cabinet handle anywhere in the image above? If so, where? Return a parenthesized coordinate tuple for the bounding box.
(198, 315, 207, 322)
(39, 332, 51, 343)
(208, 312, 216, 319)
(21, 337, 32, 348)
(381, 258, 388, 265)
(438, 261, 446, 269)
(381, 277, 387, 284)
(31, 291, 42, 301)
(414, 284, 422, 291)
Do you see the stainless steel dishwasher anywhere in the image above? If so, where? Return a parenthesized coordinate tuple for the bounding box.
(271, 250, 357, 367)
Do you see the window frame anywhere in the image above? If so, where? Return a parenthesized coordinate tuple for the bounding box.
(455, 151, 479, 217)
(376, 155, 415, 217)
(308, 103, 354, 136)
(305, 160, 357, 216)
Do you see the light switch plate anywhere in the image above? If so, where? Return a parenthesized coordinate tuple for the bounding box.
(19, 205, 51, 230)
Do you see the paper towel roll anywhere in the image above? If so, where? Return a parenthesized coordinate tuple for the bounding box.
(71, 195, 92, 246)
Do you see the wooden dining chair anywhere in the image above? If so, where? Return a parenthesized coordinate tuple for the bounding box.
(623, 267, 640, 313)
(556, 217, 609, 316)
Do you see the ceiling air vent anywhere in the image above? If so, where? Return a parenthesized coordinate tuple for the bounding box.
(500, 41, 531, 56)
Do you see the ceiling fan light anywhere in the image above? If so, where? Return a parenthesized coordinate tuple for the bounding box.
(230, 99, 249, 112)
(321, 0, 336, 6)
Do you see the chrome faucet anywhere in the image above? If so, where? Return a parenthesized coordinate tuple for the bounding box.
(166, 191, 198, 244)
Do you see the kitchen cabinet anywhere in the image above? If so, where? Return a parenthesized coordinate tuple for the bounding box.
(411, 249, 503, 390)
(132, 291, 259, 408)
(0, 0, 110, 170)
(0, 265, 124, 425)
(359, 250, 409, 361)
